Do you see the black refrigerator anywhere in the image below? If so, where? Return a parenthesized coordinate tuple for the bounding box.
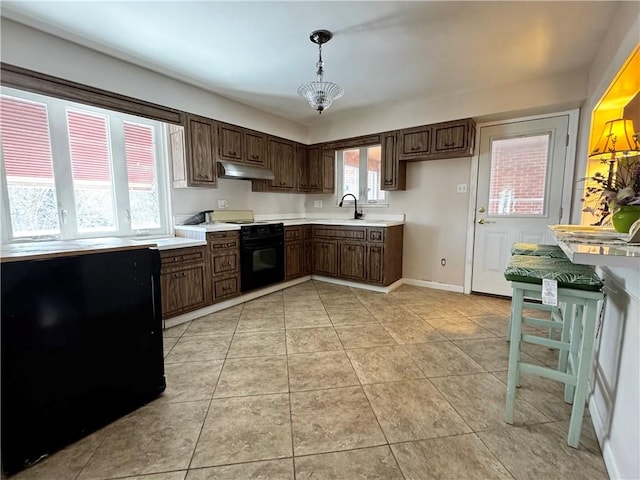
(1, 247, 166, 475)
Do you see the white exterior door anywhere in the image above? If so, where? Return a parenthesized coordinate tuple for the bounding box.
(471, 115, 570, 296)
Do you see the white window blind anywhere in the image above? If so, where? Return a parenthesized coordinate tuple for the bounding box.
(0, 95, 61, 238)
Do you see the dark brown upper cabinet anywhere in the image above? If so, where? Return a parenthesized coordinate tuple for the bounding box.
(216, 123, 267, 168)
(432, 119, 475, 158)
(296, 144, 309, 191)
(171, 113, 217, 188)
(244, 130, 267, 167)
(217, 122, 244, 162)
(307, 145, 323, 193)
(322, 147, 335, 194)
(398, 125, 431, 160)
(381, 131, 406, 191)
(268, 137, 296, 190)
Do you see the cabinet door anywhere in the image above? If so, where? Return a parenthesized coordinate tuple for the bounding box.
(245, 130, 267, 167)
(269, 138, 295, 189)
(432, 119, 474, 156)
(339, 242, 366, 280)
(218, 123, 244, 162)
(367, 245, 384, 284)
(312, 241, 337, 276)
(285, 242, 302, 279)
(381, 131, 406, 191)
(160, 264, 208, 318)
(296, 144, 309, 191)
(322, 147, 335, 194)
(398, 125, 431, 159)
(303, 239, 312, 275)
(307, 145, 322, 192)
(185, 115, 217, 186)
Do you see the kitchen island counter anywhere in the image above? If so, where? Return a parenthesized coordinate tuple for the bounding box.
(549, 225, 640, 269)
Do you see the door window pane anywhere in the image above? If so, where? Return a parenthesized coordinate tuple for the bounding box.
(488, 135, 550, 215)
(66, 109, 115, 232)
(124, 121, 160, 229)
(0, 95, 61, 238)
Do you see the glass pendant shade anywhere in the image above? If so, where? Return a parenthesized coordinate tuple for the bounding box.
(589, 118, 640, 161)
(298, 30, 343, 114)
(297, 80, 344, 113)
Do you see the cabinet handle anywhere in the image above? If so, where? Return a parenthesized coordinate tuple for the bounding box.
(229, 150, 237, 156)
(251, 154, 258, 159)
(280, 181, 286, 186)
(444, 141, 455, 147)
(411, 145, 421, 151)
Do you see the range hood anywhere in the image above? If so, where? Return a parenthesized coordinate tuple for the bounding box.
(217, 161, 274, 181)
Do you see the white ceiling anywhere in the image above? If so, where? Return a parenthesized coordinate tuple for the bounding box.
(1, 1, 617, 126)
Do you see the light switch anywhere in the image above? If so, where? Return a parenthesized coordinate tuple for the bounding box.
(217, 199, 228, 209)
(456, 184, 468, 193)
(313, 200, 323, 208)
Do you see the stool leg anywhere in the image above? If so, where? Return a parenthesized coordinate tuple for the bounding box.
(565, 304, 584, 403)
(558, 304, 572, 374)
(567, 298, 598, 448)
(505, 286, 524, 425)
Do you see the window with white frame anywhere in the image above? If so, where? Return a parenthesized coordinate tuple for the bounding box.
(335, 145, 387, 205)
(0, 87, 170, 242)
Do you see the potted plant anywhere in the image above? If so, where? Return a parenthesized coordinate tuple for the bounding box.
(582, 155, 640, 232)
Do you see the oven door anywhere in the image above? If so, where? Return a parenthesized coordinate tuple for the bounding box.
(240, 237, 284, 292)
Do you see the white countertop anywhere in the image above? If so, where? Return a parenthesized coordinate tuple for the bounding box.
(174, 216, 405, 232)
(549, 225, 640, 269)
(1, 215, 405, 261)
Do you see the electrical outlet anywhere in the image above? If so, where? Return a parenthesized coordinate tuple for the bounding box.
(313, 200, 323, 208)
(456, 183, 468, 193)
(217, 199, 228, 209)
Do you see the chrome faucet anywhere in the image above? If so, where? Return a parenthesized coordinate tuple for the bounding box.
(339, 193, 363, 219)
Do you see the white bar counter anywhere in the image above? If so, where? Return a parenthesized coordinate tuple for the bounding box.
(549, 225, 640, 269)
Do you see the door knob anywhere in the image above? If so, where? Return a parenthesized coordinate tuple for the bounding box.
(478, 207, 486, 213)
(477, 218, 496, 224)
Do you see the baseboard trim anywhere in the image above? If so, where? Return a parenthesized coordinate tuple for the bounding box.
(588, 395, 619, 480)
(402, 278, 464, 293)
(310, 275, 404, 293)
(163, 276, 311, 329)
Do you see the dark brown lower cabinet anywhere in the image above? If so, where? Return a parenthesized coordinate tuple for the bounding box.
(311, 225, 403, 286)
(285, 242, 302, 279)
(367, 245, 384, 284)
(339, 242, 366, 280)
(160, 246, 210, 319)
(313, 240, 338, 276)
(208, 231, 241, 302)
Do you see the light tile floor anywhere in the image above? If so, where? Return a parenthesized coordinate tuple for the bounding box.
(11, 281, 608, 480)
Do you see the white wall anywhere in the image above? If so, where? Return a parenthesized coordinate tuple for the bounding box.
(0, 18, 309, 219)
(308, 69, 588, 144)
(571, 2, 640, 478)
(306, 157, 472, 288)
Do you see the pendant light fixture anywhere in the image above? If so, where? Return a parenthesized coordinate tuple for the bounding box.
(297, 29, 344, 114)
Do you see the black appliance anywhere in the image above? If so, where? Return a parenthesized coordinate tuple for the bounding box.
(1, 248, 166, 476)
(239, 223, 285, 292)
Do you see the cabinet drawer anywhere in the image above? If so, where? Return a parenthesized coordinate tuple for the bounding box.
(213, 275, 239, 301)
(285, 226, 302, 241)
(313, 226, 366, 241)
(207, 231, 239, 250)
(367, 228, 385, 243)
(160, 246, 206, 269)
(212, 252, 238, 275)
